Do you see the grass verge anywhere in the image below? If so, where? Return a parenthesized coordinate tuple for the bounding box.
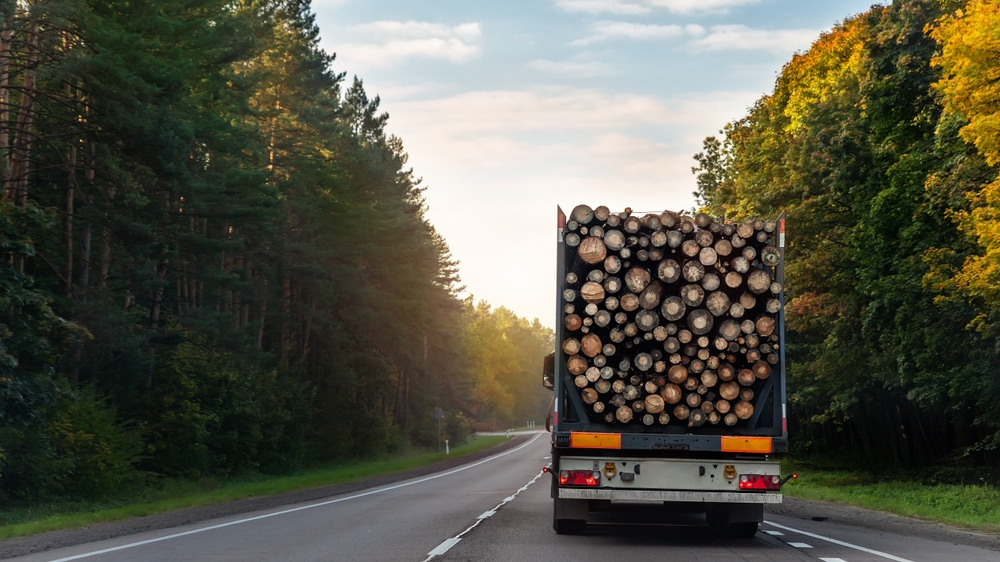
(0, 434, 510, 541)
(781, 461, 1000, 533)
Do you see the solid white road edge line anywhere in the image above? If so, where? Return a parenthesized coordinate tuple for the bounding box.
(423, 470, 545, 562)
(763, 520, 915, 562)
(47, 433, 545, 562)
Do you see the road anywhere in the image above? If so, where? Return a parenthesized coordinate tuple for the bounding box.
(10, 432, 998, 562)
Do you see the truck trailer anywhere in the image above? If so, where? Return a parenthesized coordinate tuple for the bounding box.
(544, 205, 789, 537)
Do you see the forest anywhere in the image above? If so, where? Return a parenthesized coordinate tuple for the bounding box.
(693, 0, 1000, 474)
(0, 0, 552, 501)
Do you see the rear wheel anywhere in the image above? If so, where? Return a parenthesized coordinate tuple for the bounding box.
(553, 518, 586, 535)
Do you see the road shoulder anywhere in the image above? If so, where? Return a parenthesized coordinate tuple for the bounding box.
(768, 495, 1000, 552)
(0, 435, 531, 560)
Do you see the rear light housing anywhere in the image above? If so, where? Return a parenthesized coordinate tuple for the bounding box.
(739, 474, 781, 491)
(559, 470, 601, 487)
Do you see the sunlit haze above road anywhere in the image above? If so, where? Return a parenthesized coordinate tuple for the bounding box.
(312, 0, 878, 327)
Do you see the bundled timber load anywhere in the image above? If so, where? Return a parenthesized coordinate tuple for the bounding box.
(561, 204, 783, 428)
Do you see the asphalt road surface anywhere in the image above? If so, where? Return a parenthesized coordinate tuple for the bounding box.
(10, 432, 999, 562)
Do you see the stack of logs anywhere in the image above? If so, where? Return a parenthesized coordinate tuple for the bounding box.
(561, 205, 782, 428)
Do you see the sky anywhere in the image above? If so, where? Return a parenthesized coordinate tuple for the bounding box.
(310, 0, 880, 327)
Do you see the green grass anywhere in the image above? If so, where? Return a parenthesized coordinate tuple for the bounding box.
(781, 461, 1000, 533)
(0, 435, 508, 541)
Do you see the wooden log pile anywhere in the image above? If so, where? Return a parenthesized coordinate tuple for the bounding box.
(562, 205, 782, 428)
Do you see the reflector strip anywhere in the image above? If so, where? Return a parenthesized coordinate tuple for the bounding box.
(569, 432, 621, 449)
(721, 436, 773, 453)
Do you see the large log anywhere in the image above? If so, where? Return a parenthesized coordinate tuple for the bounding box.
(752, 360, 772, 380)
(623, 215, 642, 234)
(564, 314, 583, 331)
(605, 296, 620, 311)
(766, 298, 782, 313)
(719, 319, 741, 341)
(595, 379, 611, 394)
(724, 412, 738, 426)
(683, 377, 699, 391)
(683, 260, 705, 282)
(667, 364, 688, 384)
(645, 394, 665, 414)
(657, 259, 681, 283)
(562, 337, 581, 355)
(761, 246, 780, 266)
(687, 309, 715, 335)
(686, 392, 703, 409)
(715, 399, 731, 414)
(644, 380, 660, 394)
(705, 291, 731, 316)
(603, 229, 626, 251)
(688, 408, 707, 427)
(740, 388, 755, 402)
(653, 325, 669, 341)
(700, 399, 715, 414)
(695, 212, 713, 228)
(673, 404, 690, 420)
(581, 388, 598, 404)
(581, 334, 602, 357)
(568, 354, 588, 375)
(623, 385, 640, 401)
(659, 210, 680, 229)
(625, 267, 651, 293)
(756, 315, 776, 337)
(732, 256, 750, 273)
(701, 370, 719, 387)
(604, 255, 622, 274)
(594, 205, 611, 222)
(719, 381, 740, 400)
(634, 352, 653, 371)
(681, 240, 701, 257)
(661, 383, 682, 404)
(747, 269, 771, 294)
(681, 284, 705, 307)
(699, 247, 718, 266)
(715, 239, 733, 257)
(729, 302, 745, 318)
(593, 401, 605, 414)
(616, 405, 634, 423)
(741, 245, 756, 261)
(636, 309, 659, 332)
(661, 296, 686, 321)
(603, 276, 622, 294)
(650, 230, 668, 248)
(581, 281, 605, 304)
(725, 271, 743, 289)
(737, 368, 755, 386)
(574, 375, 588, 388)
(620, 293, 639, 312)
(666, 230, 684, 248)
(702, 273, 721, 291)
(639, 282, 663, 309)
(571, 205, 595, 225)
(737, 222, 754, 239)
(694, 229, 714, 248)
(664, 336, 681, 354)
(578, 236, 607, 264)
(734, 401, 754, 420)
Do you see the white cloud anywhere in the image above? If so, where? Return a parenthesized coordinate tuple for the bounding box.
(571, 21, 702, 45)
(334, 21, 482, 69)
(690, 24, 819, 53)
(527, 59, 614, 77)
(556, 0, 762, 14)
(571, 21, 818, 54)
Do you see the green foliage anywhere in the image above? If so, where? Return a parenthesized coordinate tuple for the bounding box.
(697, 0, 1000, 469)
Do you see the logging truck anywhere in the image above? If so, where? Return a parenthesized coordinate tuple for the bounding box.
(543, 205, 789, 537)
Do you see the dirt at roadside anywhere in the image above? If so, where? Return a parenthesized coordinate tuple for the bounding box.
(0, 435, 532, 560)
(768, 495, 1000, 552)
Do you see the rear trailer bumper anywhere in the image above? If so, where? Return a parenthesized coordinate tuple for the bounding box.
(558, 489, 781, 503)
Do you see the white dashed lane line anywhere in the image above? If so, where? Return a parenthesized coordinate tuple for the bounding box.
(762, 530, 784, 536)
(787, 542, 813, 548)
(763, 520, 915, 562)
(819, 558, 849, 562)
(423, 470, 545, 561)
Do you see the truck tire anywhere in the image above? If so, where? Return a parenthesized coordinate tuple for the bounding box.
(553, 517, 586, 535)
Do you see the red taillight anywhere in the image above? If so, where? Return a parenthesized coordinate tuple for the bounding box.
(559, 470, 601, 487)
(739, 474, 781, 491)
